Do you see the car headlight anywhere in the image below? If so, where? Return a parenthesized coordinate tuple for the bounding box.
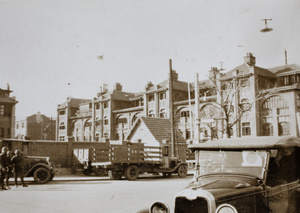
(149, 201, 170, 213)
(216, 204, 237, 213)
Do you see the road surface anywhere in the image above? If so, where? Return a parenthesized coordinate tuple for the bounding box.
(0, 174, 193, 213)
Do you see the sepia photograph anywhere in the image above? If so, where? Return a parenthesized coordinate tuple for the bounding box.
(1, 0, 300, 212)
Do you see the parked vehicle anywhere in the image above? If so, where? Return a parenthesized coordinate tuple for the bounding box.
(23, 156, 55, 184)
(73, 140, 188, 180)
(149, 136, 300, 213)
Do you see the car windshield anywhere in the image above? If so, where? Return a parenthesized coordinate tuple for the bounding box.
(195, 150, 269, 179)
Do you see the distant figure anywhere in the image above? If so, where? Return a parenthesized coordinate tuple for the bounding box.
(5, 151, 14, 189)
(11, 150, 28, 187)
(0, 147, 10, 190)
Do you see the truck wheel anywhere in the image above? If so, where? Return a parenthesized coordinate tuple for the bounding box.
(33, 167, 51, 184)
(125, 165, 139, 181)
(108, 171, 122, 180)
(177, 165, 188, 178)
(95, 167, 105, 176)
(83, 169, 92, 176)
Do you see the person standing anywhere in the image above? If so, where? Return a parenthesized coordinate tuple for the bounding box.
(5, 151, 13, 189)
(11, 150, 28, 187)
(0, 147, 9, 190)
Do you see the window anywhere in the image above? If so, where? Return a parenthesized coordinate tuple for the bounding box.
(59, 136, 65, 141)
(59, 110, 65, 115)
(0, 105, 4, 116)
(148, 94, 154, 102)
(103, 102, 108, 109)
(239, 78, 250, 87)
(159, 109, 166, 118)
(96, 103, 100, 110)
(185, 130, 191, 139)
(159, 92, 166, 100)
(22, 122, 25, 128)
(242, 122, 251, 136)
(117, 118, 127, 125)
(59, 122, 65, 130)
(279, 122, 290, 136)
(240, 98, 250, 111)
(7, 128, 10, 138)
(104, 116, 109, 125)
(16, 124, 19, 129)
(148, 110, 155, 117)
(180, 111, 190, 118)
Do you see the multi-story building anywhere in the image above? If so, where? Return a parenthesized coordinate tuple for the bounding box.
(57, 53, 300, 142)
(0, 85, 18, 139)
(15, 112, 56, 140)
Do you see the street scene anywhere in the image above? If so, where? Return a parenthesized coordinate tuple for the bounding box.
(1, 0, 300, 213)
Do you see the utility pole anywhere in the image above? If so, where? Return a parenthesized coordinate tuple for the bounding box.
(169, 59, 175, 157)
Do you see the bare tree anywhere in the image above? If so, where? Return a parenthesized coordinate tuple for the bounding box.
(201, 75, 276, 138)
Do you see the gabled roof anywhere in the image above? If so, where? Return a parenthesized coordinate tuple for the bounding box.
(146, 79, 189, 93)
(268, 64, 300, 76)
(220, 63, 277, 80)
(189, 136, 300, 151)
(58, 98, 91, 109)
(126, 116, 186, 144)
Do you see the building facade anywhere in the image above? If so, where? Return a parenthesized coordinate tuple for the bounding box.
(15, 112, 56, 140)
(57, 53, 300, 143)
(0, 85, 18, 139)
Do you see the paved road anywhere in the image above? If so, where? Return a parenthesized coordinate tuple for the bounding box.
(0, 174, 193, 213)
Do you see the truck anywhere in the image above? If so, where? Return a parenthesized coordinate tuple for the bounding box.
(72, 139, 188, 180)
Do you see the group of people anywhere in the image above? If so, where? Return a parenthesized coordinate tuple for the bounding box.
(0, 146, 28, 190)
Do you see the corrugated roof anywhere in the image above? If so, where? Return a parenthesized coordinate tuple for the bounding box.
(140, 117, 186, 144)
(189, 136, 300, 150)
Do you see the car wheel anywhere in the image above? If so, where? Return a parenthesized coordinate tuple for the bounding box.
(95, 167, 105, 176)
(124, 165, 139, 181)
(108, 170, 122, 180)
(33, 167, 51, 184)
(177, 165, 188, 178)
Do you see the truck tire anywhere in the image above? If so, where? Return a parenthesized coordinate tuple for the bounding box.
(108, 170, 122, 180)
(177, 165, 188, 178)
(95, 167, 105, 176)
(33, 167, 51, 184)
(83, 169, 92, 176)
(125, 165, 139, 181)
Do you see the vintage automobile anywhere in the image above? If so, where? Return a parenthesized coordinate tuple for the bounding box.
(149, 136, 300, 213)
(22, 156, 55, 184)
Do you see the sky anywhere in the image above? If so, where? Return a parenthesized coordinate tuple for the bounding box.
(1, 0, 300, 120)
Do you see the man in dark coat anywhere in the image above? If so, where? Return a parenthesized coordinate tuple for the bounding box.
(0, 147, 9, 190)
(5, 151, 13, 189)
(11, 150, 28, 187)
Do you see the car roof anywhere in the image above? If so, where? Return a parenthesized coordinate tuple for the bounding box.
(188, 136, 300, 151)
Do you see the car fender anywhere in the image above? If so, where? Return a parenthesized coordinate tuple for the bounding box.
(25, 163, 53, 177)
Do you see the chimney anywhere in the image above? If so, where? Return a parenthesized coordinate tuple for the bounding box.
(145, 81, 154, 91)
(171, 70, 178, 81)
(114, 82, 122, 91)
(244, 52, 256, 66)
(209, 67, 219, 83)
